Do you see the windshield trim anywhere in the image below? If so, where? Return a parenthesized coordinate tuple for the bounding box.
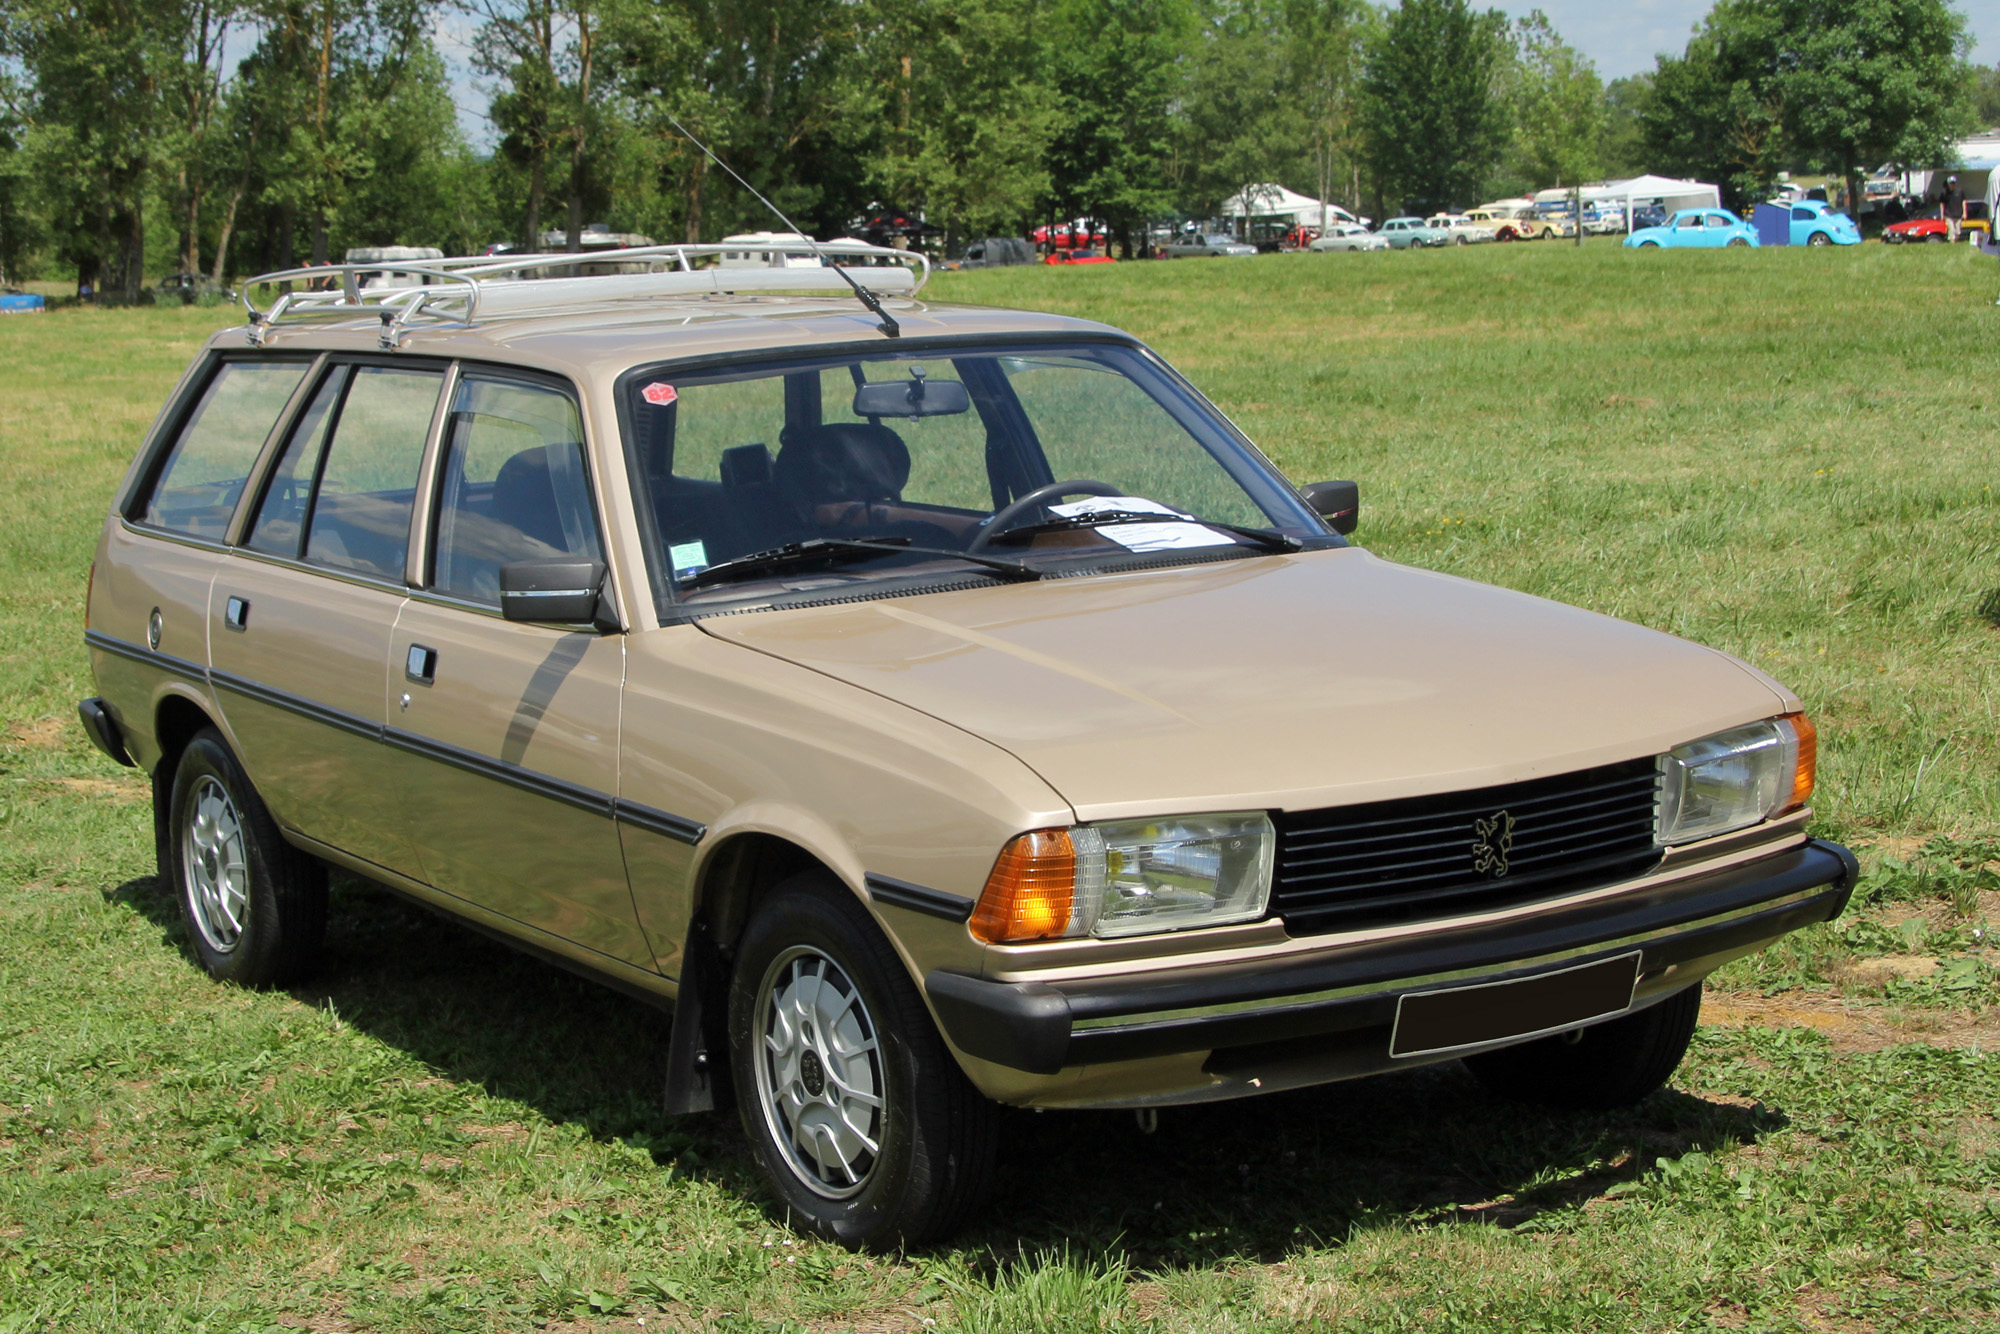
(612, 332, 1340, 625)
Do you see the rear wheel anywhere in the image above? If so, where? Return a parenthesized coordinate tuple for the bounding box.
(167, 728, 327, 986)
(729, 872, 997, 1249)
(1807, 231, 1832, 247)
(1463, 984, 1701, 1110)
(1726, 237, 1749, 247)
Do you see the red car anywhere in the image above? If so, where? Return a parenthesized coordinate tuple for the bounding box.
(1044, 248, 1115, 265)
(1882, 217, 1951, 244)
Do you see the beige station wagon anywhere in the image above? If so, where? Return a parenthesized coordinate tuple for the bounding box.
(79, 243, 1856, 1249)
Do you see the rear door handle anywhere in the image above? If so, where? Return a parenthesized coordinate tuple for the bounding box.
(223, 596, 250, 631)
(405, 644, 438, 685)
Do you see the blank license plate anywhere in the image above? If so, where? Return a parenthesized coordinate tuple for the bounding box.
(1390, 952, 1641, 1059)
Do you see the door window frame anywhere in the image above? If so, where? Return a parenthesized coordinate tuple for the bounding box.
(412, 364, 609, 619)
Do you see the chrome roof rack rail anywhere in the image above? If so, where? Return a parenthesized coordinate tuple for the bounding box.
(239, 242, 929, 347)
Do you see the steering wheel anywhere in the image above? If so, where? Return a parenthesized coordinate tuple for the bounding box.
(968, 479, 1125, 553)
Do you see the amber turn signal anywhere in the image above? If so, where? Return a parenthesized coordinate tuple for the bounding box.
(969, 828, 1076, 943)
(1779, 712, 1816, 813)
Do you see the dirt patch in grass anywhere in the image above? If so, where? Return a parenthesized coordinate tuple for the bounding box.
(6, 716, 67, 748)
(1705, 989, 2000, 1052)
(46, 775, 149, 803)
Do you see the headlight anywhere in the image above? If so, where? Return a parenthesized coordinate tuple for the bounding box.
(1656, 714, 1816, 845)
(970, 812, 1275, 943)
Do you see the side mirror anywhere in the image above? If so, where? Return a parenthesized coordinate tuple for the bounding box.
(1300, 480, 1360, 535)
(499, 558, 617, 631)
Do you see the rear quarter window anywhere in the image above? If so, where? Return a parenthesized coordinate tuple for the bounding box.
(141, 360, 309, 538)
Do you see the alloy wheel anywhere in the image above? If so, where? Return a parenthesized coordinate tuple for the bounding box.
(753, 946, 885, 1199)
(182, 775, 249, 953)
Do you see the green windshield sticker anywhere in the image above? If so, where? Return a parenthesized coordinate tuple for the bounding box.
(670, 540, 709, 578)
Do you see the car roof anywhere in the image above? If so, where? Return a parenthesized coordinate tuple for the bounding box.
(200, 297, 1128, 390)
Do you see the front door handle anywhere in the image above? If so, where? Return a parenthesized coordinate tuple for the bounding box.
(223, 596, 250, 631)
(405, 644, 438, 685)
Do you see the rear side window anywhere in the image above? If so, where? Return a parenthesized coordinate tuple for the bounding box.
(302, 367, 444, 580)
(430, 376, 601, 604)
(142, 360, 307, 538)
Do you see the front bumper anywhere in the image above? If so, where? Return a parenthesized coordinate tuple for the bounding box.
(928, 838, 1857, 1077)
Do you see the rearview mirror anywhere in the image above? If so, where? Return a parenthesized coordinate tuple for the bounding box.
(852, 376, 971, 418)
(499, 558, 617, 630)
(1301, 480, 1360, 535)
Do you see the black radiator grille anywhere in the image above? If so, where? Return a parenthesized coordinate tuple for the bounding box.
(1274, 757, 1663, 934)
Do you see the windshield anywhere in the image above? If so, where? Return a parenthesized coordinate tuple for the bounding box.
(622, 341, 1331, 613)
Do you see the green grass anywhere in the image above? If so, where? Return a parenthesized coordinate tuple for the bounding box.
(3, 244, 1997, 1331)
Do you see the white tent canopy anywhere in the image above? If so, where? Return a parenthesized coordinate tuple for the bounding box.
(1219, 183, 1361, 228)
(1533, 175, 1721, 230)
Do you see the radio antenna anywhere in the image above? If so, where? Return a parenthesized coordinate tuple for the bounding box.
(663, 111, 900, 338)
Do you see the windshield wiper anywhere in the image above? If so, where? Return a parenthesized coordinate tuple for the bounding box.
(680, 537, 1043, 590)
(992, 510, 1306, 553)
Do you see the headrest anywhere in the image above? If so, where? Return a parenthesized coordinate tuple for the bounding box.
(774, 423, 910, 510)
(491, 446, 567, 551)
(719, 442, 774, 488)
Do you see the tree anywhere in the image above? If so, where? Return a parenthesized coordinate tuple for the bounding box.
(1973, 63, 2000, 130)
(1509, 8, 1602, 191)
(1767, 0, 1971, 219)
(1361, 0, 1511, 214)
(1284, 0, 1371, 223)
(1173, 1, 1308, 218)
(1044, 0, 1190, 254)
(1641, 0, 1786, 211)
(1600, 74, 1652, 179)
(867, 0, 1056, 246)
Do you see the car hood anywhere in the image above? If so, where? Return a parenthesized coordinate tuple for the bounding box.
(695, 549, 1789, 821)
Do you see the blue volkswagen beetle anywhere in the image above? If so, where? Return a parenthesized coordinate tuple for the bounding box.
(1624, 208, 1760, 249)
(1782, 200, 1861, 246)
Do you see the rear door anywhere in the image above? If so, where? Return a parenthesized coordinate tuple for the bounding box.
(209, 359, 448, 874)
(386, 369, 649, 966)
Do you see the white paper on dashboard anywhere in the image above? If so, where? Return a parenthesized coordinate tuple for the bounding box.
(1048, 495, 1185, 519)
(1099, 522, 1236, 552)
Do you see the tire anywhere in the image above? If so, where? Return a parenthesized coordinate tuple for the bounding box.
(1454, 234, 1467, 246)
(1925, 233, 1945, 244)
(1807, 231, 1831, 247)
(1462, 983, 1701, 1111)
(1639, 240, 1660, 248)
(1727, 237, 1749, 247)
(166, 727, 327, 986)
(728, 871, 997, 1249)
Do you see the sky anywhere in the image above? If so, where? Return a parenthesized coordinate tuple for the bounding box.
(429, 2, 2000, 153)
(1491, 1, 2000, 81)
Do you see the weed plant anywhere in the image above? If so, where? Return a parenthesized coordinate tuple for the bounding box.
(2, 244, 1995, 1330)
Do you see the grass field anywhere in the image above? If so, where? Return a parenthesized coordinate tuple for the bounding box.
(3, 242, 1997, 1332)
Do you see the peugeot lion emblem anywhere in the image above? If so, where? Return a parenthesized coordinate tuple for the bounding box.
(1471, 810, 1516, 877)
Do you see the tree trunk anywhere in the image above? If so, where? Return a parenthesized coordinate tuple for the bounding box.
(684, 154, 706, 243)
(526, 150, 546, 250)
(311, 212, 328, 265)
(210, 176, 247, 285)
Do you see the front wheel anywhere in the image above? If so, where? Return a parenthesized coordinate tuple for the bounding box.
(1463, 983, 1701, 1110)
(1454, 234, 1467, 246)
(728, 872, 997, 1249)
(167, 728, 327, 986)
(1638, 240, 1661, 248)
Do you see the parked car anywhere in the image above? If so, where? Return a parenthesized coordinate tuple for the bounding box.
(1778, 201, 1861, 246)
(155, 272, 234, 304)
(1881, 217, 1953, 245)
(952, 237, 1037, 268)
(81, 241, 1855, 1251)
(1424, 214, 1495, 246)
(1470, 201, 1558, 241)
(1629, 204, 1670, 231)
(1033, 220, 1107, 252)
(1307, 224, 1388, 253)
(1043, 247, 1115, 265)
(1378, 217, 1448, 249)
(1165, 232, 1258, 258)
(1624, 208, 1760, 249)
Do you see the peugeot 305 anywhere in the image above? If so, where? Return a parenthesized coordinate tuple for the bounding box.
(78, 246, 1855, 1249)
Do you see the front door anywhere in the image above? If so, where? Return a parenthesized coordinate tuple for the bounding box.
(209, 360, 445, 876)
(386, 370, 650, 966)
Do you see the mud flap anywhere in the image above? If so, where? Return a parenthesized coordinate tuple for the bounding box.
(663, 919, 734, 1115)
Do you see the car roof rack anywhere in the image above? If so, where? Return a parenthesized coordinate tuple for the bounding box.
(238, 241, 930, 348)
